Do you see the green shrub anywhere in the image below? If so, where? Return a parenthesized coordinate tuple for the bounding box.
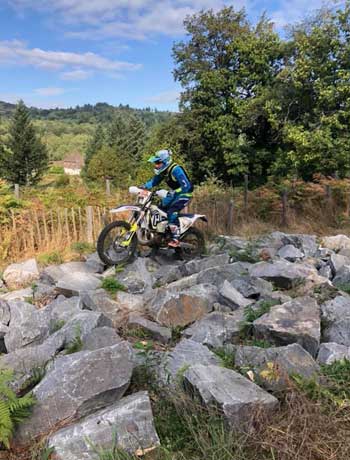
(65, 325, 83, 354)
(49, 165, 65, 174)
(37, 251, 63, 266)
(101, 277, 126, 296)
(55, 174, 70, 187)
(239, 300, 279, 340)
(0, 369, 36, 449)
(71, 241, 95, 256)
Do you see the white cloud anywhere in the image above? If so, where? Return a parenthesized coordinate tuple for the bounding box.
(6, 0, 346, 41)
(146, 90, 180, 105)
(60, 69, 92, 80)
(0, 39, 141, 75)
(34, 87, 66, 96)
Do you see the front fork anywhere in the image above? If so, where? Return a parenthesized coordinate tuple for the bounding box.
(119, 211, 144, 248)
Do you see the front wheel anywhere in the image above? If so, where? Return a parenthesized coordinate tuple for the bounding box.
(97, 220, 138, 266)
(177, 227, 205, 260)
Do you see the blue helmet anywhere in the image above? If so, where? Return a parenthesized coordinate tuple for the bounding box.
(148, 149, 172, 175)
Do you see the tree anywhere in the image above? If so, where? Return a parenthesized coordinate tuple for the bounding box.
(86, 145, 130, 186)
(82, 124, 105, 174)
(0, 101, 48, 185)
(173, 7, 284, 185)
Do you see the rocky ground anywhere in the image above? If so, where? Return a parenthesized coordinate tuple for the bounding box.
(1, 232, 350, 459)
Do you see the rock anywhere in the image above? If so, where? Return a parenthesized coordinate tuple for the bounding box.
(44, 296, 83, 331)
(0, 287, 33, 301)
(183, 364, 278, 429)
(0, 300, 10, 326)
(48, 392, 160, 459)
(32, 282, 57, 302)
(339, 248, 350, 258)
(42, 262, 98, 285)
(183, 310, 245, 348)
(330, 254, 350, 276)
(230, 276, 273, 300)
(153, 265, 183, 287)
(0, 332, 66, 392)
(165, 273, 199, 291)
(196, 262, 251, 286)
(116, 291, 146, 314)
(234, 343, 319, 390)
(116, 258, 155, 294)
(321, 294, 350, 326)
(249, 260, 318, 289)
(277, 244, 304, 262)
(333, 265, 350, 286)
(0, 324, 9, 353)
(82, 327, 122, 351)
(85, 252, 106, 274)
(14, 341, 134, 445)
(316, 247, 335, 259)
(213, 235, 249, 252)
(128, 314, 171, 344)
(81, 289, 123, 326)
(5, 301, 50, 352)
(148, 284, 217, 327)
(319, 265, 333, 280)
(3, 258, 40, 289)
(181, 254, 231, 277)
(59, 311, 112, 345)
(159, 339, 220, 384)
(322, 235, 350, 251)
(219, 281, 254, 309)
(253, 296, 320, 357)
(317, 342, 350, 365)
(281, 234, 318, 258)
(56, 272, 101, 297)
(322, 318, 350, 347)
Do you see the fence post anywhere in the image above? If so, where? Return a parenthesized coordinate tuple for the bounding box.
(106, 179, 111, 196)
(227, 200, 234, 234)
(244, 174, 249, 212)
(14, 184, 20, 199)
(281, 190, 288, 227)
(86, 206, 93, 243)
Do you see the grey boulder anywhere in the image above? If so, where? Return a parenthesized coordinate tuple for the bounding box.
(56, 272, 101, 297)
(317, 343, 350, 365)
(234, 343, 319, 390)
(183, 364, 278, 429)
(148, 284, 218, 327)
(48, 391, 160, 460)
(253, 296, 320, 357)
(277, 244, 304, 262)
(128, 314, 171, 344)
(14, 341, 134, 445)
(183, 311, 245, 348)
(249, 260, 317, 289)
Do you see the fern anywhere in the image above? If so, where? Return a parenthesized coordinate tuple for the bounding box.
(0, 369, 36, 449)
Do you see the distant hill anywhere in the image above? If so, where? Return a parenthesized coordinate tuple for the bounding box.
(0, 100, 175, 128)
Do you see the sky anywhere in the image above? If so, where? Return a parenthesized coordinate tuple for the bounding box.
(0, 0, 341, 111)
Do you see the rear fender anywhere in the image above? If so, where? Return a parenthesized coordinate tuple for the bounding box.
(179, 214, 207, 234)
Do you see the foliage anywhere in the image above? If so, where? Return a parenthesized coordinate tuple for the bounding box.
(0, 368, 36, 449)
(64, 325, 83, 354)
(37, 251, 64, 266)
(0, 101, 48, 185)
(240, 300, 279, 339)
(86, 145, 131, 186)
(101, 277, 127, 296)
(213, 347, 236, 369)
(71, 241, 95, 257)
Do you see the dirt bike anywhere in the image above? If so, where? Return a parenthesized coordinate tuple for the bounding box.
(97, 186, 207, 266)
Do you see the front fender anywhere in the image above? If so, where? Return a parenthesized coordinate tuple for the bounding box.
(110, 205, 141, 214)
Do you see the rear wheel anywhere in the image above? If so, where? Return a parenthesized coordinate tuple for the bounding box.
(97, 220, 138, 266)
(177, 227, 205, 260)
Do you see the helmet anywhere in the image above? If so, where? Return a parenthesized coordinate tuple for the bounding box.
(148, 149, 172, 175)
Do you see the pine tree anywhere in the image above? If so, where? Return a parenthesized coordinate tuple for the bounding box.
(0, 101, 48, 185)
(124, 113, 146, 162)
(83, 124, 105, 174)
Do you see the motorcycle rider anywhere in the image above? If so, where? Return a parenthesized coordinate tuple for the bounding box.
(142, 149, 193, 248)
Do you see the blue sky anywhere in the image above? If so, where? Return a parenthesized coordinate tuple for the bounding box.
(0, 0, 339, 111)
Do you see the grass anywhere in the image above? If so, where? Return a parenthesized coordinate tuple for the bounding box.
(70, 241, 95, 257)
(37, 250, 64, 266)
(64, 325, 83, 354)
(239, 300, 279, 340)
(335, 282, 350, 295)
(101, 277, 127, 296)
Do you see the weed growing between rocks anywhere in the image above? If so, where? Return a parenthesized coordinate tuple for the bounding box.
(239, 300, 279, 341)
(0, 369, 36, 449)
(64, 325, 83, 354)
(101, 277, 127, 296)
(336, 283, 350, 295)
